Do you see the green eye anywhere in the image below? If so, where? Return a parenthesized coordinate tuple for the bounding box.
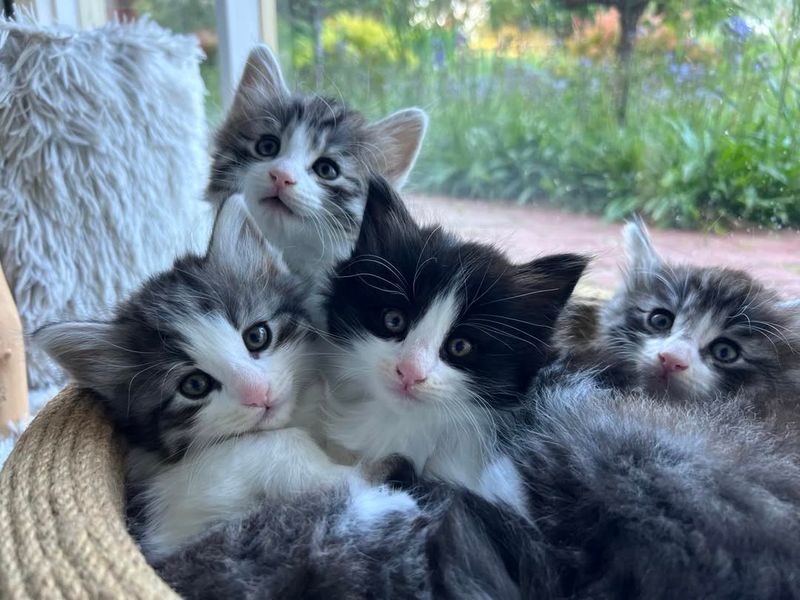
(179, 371, 214, 399)
(447, 337, 473, 358)
(312, 157, 340, 180)
(255, 135, 280, 158)
(243, 322, 271, 352)
(710, 338, 740, 363)
(383, 309, 407, 334)
(648, 309, 674, 331)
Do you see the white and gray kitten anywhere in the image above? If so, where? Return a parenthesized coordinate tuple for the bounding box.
(35, 197, 390, 559)
(206, 44, 428, 284)
(557, 219, 800, 423)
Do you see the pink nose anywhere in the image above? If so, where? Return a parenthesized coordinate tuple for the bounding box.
(269, 168, 296, 190)
(238, 383, 273, 408)
(659, 351, 690, 373)
(396, 359, 427, 390)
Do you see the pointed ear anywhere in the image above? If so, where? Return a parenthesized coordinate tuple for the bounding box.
(365, 108, 428, 189)
(354, 177, 418, 254)
(207, 195, 288, 274)
(622, 217, 660, 273)
(33, 321, 121, 396)
(515, 253, 590, 321)
(230, 44, 290, 114)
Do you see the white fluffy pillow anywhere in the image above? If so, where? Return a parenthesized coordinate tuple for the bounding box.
(0, 17, 211, 393)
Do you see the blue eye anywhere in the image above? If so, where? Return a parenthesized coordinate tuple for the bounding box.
(243, 322, 271, 352)
(447, 337, 473, 358)
(648, 309, 674, 331)
(710, 338, 740, 363)
(179, 371, 214, 399)
(255, 135, 280, 158)
(312, 157, 340, 180)
(383, 309, 407, 334)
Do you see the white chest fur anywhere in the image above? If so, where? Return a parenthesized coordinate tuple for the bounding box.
(131, 427, 355, 559)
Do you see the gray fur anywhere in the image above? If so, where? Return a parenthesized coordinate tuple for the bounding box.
(153, 483, 542, 599)
(505, 370, 800, 598)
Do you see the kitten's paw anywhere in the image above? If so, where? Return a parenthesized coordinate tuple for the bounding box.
(363, 454, 419, 489)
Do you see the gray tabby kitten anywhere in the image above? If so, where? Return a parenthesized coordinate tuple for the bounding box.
(556, 219, 800, 423)
(35, 197, 396, 560)
(206, 44, 428, 281)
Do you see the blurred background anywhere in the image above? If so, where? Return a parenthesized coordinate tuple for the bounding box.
(14, 0, 800, 293)
(98, 0, 800, 231)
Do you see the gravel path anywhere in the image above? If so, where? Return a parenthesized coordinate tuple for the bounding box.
(407, 194, 800, 298)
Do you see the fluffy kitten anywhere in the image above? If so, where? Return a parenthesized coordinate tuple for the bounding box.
(323, 176, 588, 491)
(504, 372, 800, 598)
(557, 219, 800, 421)
(153, 478, 543, 599)
(207, 44, 428, 280)
(35, 197, 367, 559)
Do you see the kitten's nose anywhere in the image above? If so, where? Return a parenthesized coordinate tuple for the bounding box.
(396, 360, 427, 390)
(659, 351, 690, 373)
(269, 168, 296, 190)
(239, 383, 273, 408)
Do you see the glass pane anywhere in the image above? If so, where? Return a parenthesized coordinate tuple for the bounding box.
(106, 0, 221, 124)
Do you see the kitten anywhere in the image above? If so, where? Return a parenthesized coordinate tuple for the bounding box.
(323, 176, 588, 491)
(34, 197, 371, 559)
(206, 44, 428, 281)
(504, 372, 800, 598)
(557, 219, 800, 422)
(153, 477, 544, 599)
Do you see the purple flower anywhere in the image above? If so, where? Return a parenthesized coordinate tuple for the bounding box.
(726, 16, 752, 41)
(432, 38, 445, 69)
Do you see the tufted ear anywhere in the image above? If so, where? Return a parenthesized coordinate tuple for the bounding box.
(353, 177, 418, 255)
(207, 195, 288, 275)
(515, 253, 590, 317)
(229, 44, 290, 114)
(34, 321, 121, 398)
(365, 108, 428, 189)
(622, 217, 661, 274)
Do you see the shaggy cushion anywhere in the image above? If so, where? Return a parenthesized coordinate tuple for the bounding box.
(0, 17, 210, 396)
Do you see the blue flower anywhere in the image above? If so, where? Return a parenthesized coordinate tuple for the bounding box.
(726, 16, 752, 41)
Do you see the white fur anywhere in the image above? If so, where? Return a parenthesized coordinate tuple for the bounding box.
(478, 456, 528, 517)
(0, 17, 210, 394)
(325, 292, 497, 491)
(134, 428, 359, 559)
(338, 480, 419, 534)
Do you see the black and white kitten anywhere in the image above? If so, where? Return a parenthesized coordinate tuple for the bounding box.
(34, 197, 393, 559)
(324, 176, 588, 491)
(207, 44, 428, 281)
(557, 219, 800, 421)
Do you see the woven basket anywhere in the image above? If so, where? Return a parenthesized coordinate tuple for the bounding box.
(0, 387, 178, 599)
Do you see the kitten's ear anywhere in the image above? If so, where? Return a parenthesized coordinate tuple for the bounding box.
(354, 177, 418, 253)
(230, 44, 289, 112)
(208, 195, 288, 274)
(623, 217, 660, 272)
(516, 253, 590, 318)
(34, 321, 121, 397)
(365, 108, 428, 189)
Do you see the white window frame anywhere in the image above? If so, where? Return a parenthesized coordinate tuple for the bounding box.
(18, 0, 279, 108)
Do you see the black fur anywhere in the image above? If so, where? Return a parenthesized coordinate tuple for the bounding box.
(327, 176, 589, 408)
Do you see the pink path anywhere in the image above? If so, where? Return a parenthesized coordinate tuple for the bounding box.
(407, 195, 800, 298)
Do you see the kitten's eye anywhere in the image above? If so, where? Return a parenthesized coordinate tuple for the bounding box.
(243, 322, 272, 352)
(312, 158, 340, 180)
(709, 338, 740, 363)
(179, 370, 214, 400)
(648, 309, 674, 331)
(383, 309, 407, 334)
(255, 135, 280, 158)
(447, 337, 473, 358)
